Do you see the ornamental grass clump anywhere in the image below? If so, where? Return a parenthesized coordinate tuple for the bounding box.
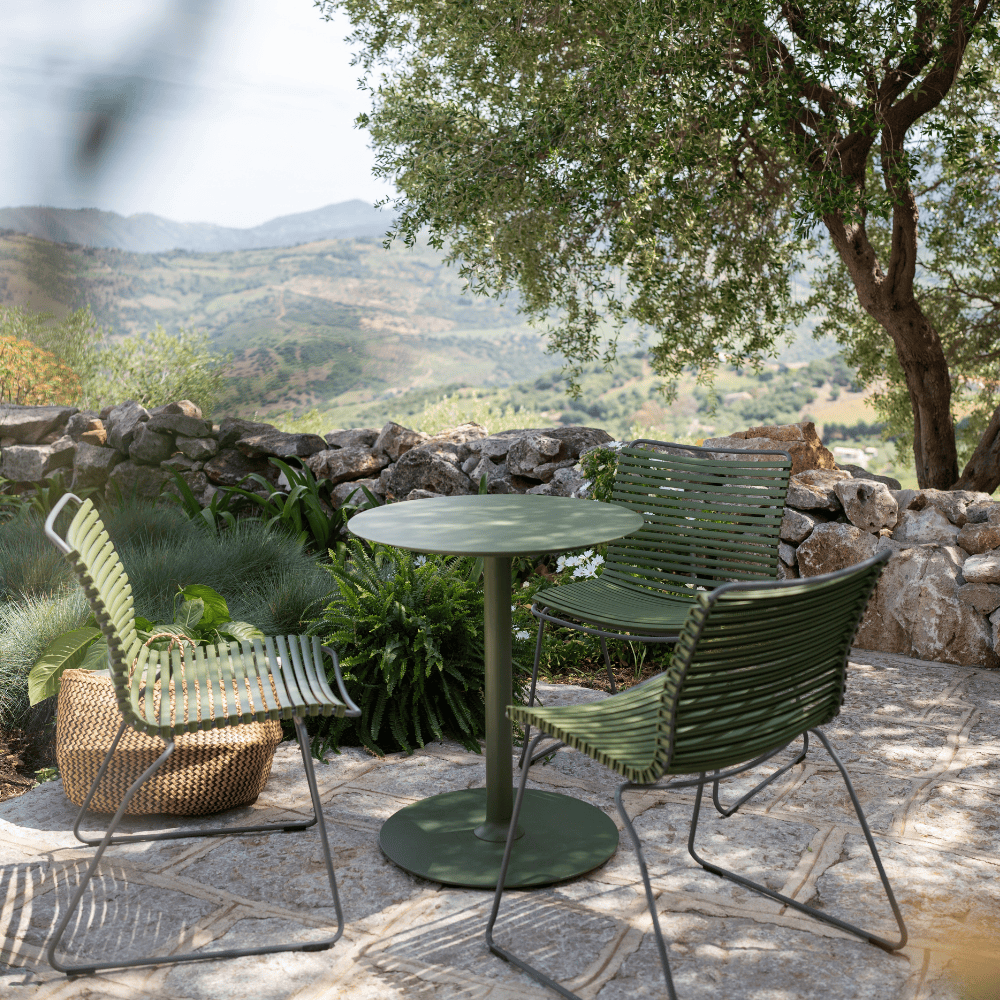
(311, 540, 524, 757)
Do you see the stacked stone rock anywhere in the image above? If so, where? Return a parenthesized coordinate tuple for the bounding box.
(703, 420, 1000, 668)
(4, 402, 998, 667)
(0, 401, 611, 508)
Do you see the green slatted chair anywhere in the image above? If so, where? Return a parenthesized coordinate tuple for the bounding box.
(523, 439, 792, 769)
(43, 494, 361, 976)
(489, 550, 907, 1000)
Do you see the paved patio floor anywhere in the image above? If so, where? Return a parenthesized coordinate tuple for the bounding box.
(1, 650, 998, 1000)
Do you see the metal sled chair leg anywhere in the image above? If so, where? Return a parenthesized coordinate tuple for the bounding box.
(711, 732, 810, 818)
(690, 729, 906, 952)
(47, 718, 346, 975)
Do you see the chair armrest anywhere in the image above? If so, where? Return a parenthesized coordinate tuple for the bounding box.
(321, 645, 362, 718)
(44, 492, 83, 555)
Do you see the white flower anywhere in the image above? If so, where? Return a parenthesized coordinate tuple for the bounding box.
(414, 555, 427, 566)
(511, 605, 517, 612)
(514, 630, 531, 641)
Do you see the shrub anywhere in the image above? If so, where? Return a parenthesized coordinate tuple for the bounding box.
(309, 540, 526, 756)
(0, 334, 80, 405)
(0, 588, 91, 732)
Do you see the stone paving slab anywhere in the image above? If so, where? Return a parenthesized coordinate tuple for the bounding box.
(0, 651, 998, 1000)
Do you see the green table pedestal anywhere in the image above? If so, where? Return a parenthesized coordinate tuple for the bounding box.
(378, 787, 619, 888)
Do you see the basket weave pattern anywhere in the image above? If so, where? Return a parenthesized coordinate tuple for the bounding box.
(57, 669, 283, 816)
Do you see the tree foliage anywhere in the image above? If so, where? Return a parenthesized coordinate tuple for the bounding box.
(324, 0, 1000, 489)
(0, 306, 232, 416)
(0, 334, 80, 406)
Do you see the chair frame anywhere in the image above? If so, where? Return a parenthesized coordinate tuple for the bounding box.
(489, 556, 908, 1000)
(523, 438, 792, 767)
(43, 493, 362, 976)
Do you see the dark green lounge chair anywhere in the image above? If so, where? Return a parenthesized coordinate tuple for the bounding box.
(43, 494, 361, 976)
(489, 550, 906, 1000)
(524, 439, 792, 766)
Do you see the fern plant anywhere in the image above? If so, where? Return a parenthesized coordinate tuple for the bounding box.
(310, 539, 524, 756)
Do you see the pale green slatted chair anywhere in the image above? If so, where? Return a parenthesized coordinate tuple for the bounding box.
(489, 550, 906, 1000)
(523, 439, 792, 773)
(43, 494, 360, 976)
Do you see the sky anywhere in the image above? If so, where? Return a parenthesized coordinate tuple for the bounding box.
(0, 0, 393, 228)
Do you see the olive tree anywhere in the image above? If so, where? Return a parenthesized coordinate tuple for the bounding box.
(323, 0, 1000, 490)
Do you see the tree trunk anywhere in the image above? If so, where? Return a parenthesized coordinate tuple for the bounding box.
(824, 217, 960, 490)
(953, 404, 1000, 493)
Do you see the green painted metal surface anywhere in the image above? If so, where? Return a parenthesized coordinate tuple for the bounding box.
(378, 787, 619, 888)
(62, 499, 349, 736)
(511, 551, 890, 785)
(348, 494, 643, 556)
(536, 442, 793, 635)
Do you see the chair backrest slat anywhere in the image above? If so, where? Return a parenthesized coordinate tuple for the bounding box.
(65, 499, 142, 709)
(660, 551, 889, 775)
(605, 440, 791, 598)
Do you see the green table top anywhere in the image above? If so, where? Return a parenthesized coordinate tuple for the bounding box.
(348, 494, 643, 557)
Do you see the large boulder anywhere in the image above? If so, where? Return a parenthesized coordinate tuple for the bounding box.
(106, 460, 171, 502)
(786, 469, 852, 511)
(507, 433, 562, 477)
(956, 521, 1000, 556)
(385, 449, 474, 498)
(104, 401, 150, 453)
(539, 425, 613, 458)
(468, 457, 518, 494)
(236, 429, 328, 460)
(834, 479, 898, 534)
(331, 478, 383, 506)
(892, 507, 960, 546)
(145, 412, 213, 439)
(835, 464, 902, 490)
(796, 522, 878, 576)
(175, 435, 217, 461)
(65, 411, 103, 443)
(129, 425, 176, 466)
(149, 399, 203, 419)
(0, 444, 50, 482)
(963, 551, 1000, 585)
(216, 417, 276, 450)
(203, 449, 276, 488)
(855, 545, 998, 668)
(373, 421, 428, 461)
(906, 488, 993, 527)
(305, 446, 389, 485)
(703, 421, 835, 476)
(0, 404, 77, 444)
(44, 435, 76, 474)
(163, 469, 216, 507)
(525, 466, 590, 498)
(966, 500, 1000, 525)
(779, 508, 823, 544)
(324, 427, 380, 449)
(957, 583, 1000, 615)
(71, 442, 121, 491)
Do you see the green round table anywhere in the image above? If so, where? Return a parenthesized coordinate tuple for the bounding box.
(349, 493, 643, 888)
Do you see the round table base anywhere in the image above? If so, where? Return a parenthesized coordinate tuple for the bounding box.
(378, 788, 619, 889)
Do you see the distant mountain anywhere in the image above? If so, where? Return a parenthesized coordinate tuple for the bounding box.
(0, 200, 391, 253)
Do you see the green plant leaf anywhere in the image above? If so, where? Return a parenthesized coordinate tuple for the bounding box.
(174, 598, 205, 630)
(28, 627, 102, 705)
(179, 584, 230, 628)
(79, 639, 109, 671)
(135, 616, 156, 632)
(217, 620, 265, 641)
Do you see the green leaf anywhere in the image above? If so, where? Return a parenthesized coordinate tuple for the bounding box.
(179, 584, 230, 628)
(135, 616, 156, 632)
(217, 620, 265, 641)
(79, 639, 110, 671)
(28, 627, 102, 705)
(174, 598, 206, 630)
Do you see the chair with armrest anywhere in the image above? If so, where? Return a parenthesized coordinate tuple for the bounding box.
(43, 493, 361, 976)
(490, 549, 906, 1000)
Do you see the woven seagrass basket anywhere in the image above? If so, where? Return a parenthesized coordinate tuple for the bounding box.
(56, 668, 284, 816)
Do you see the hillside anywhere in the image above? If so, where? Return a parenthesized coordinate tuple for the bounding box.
(0, 201, 390, 253)
(0, 229, 559, 416)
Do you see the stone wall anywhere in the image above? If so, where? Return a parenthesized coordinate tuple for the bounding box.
(0, 401, 611, 508)
(3, 402, 998, 667)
